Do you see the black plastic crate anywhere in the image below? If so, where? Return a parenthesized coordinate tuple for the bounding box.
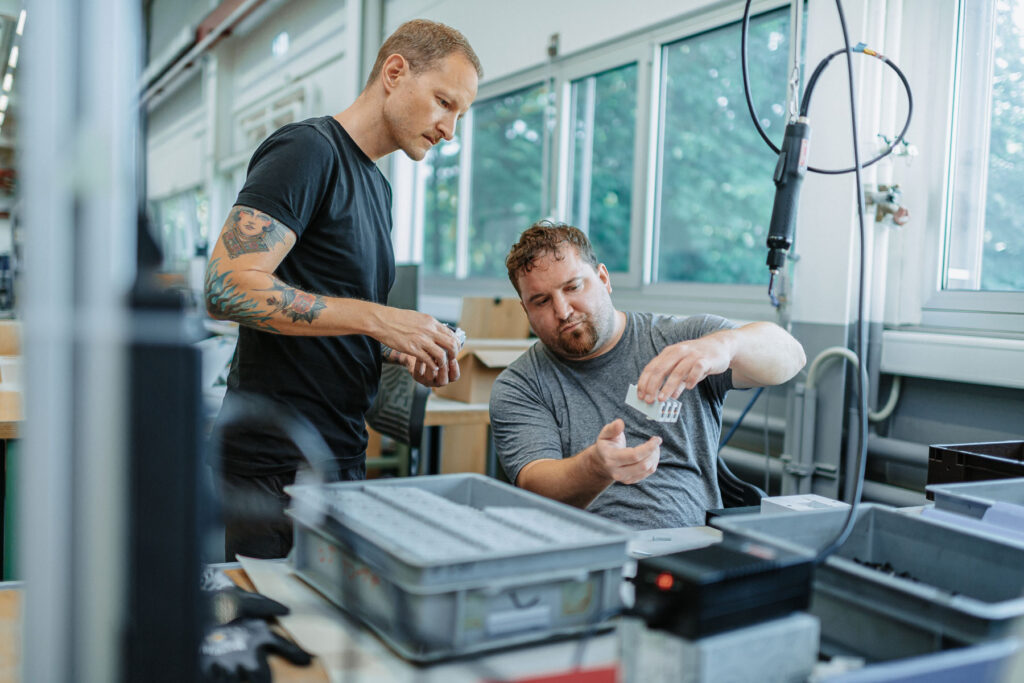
(927, 441, 1024, 500)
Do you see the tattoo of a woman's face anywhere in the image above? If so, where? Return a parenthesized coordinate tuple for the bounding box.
(222, 207, 288, 258)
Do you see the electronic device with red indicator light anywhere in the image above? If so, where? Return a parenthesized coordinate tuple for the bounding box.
(630, 540, 814, 640)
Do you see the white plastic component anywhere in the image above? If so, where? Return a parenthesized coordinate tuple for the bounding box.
(625, 383, 682, 422)
(443, 322, 467, 350)
(760, 494, 850, 515)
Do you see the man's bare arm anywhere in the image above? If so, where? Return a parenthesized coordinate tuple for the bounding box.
(725, 322, 806, 388)
(516, 419, 661, 509)
(636, 322, 806, 401)
(205, 206, 459, 375)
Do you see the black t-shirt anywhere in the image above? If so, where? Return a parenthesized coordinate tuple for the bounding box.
(216, 116, 394, 475)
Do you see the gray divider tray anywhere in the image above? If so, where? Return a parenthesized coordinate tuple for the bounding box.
(287, 473, 630, 589)
(712, 504, 1024, 661)
(929, 477, 1024, 519)
(285, 474, 630, 660)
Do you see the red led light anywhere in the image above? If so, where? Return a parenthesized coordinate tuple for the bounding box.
(655, 572, 674, 591)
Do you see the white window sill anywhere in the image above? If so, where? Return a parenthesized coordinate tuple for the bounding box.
(880, 329, 1024, 390)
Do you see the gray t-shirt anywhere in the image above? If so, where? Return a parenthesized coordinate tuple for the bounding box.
(490, 312, 736, 529)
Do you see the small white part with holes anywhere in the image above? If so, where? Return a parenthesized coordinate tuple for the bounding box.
(625, 383, 682, 422)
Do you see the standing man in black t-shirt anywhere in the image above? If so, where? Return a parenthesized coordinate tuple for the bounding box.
(204, 20, 482, 559)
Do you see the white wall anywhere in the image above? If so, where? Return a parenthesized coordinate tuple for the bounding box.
(226, 0, 356, 125)
(884, 0, 959, 327)
(0, 217, 11, 254)
(146, 71, 206, 199)
(385, 0, 734, 82)
(145, 0, 362, 239)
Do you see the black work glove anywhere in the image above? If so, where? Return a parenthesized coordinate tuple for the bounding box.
(200, 618, 312, 683)
(201, 567, 290, 625)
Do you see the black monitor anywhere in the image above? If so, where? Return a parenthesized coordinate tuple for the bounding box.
(388, 263, 420, 311)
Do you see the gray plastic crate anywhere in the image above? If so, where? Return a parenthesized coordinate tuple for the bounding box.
(928, 477, 1024, 519)
(286, 473, 630, 661)
(924, 478, 1024, 547)
(712, 504, 1024, 661)
(825, 638, 1019, 683)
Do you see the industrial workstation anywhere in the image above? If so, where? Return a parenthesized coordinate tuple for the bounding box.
(4, 0, 1024, 680)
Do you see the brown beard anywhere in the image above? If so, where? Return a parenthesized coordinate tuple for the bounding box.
(555, 319, 599, 358)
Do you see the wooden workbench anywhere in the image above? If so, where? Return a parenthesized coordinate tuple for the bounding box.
(369, 395, 492, 477)
(1, 563, 621, 683)
(0, 355, 22, 438)
(225, 569, 331, 682)
(423, 395, 489, 427)
(0, 575, 329, 683)
(0, 357, 21, 581)
(0, 391, 21, 440)
(423, 395, 492, 476)
(0, 584, 18, 683)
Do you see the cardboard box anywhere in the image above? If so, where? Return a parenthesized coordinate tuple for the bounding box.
(433, 340, 534, 404)
(0, 320, 20, 356)
(458, 297, 531, 339)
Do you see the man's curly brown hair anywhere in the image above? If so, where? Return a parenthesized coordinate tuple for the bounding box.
(505, 220, 600, 294)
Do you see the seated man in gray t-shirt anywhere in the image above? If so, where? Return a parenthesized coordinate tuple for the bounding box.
(489, 221, 806, 529)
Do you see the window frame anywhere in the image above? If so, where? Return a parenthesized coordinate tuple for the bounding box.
(557, 41, 651, 287)
(416, 70, 555, 297)
(465, 76, 554, 280)
(409, 0, 791, 322)
(917, 0, 1024, 334)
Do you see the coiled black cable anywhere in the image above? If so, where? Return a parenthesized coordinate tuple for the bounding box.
(741, 1, 914, 174)
(740, 0, 911, 563)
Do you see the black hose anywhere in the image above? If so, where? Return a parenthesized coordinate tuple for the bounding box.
(740, 0, 889, 563)
(741, 0, 914, 175)
(718, 386, 765, 452)
(813, 0, 871, 564)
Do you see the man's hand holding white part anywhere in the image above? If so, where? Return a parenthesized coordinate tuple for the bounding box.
(636, 322, 807, 402)
(392, 346, 461, 388)
(636, 333, 733, 404)
(372, 306, 461, 385)
(589, 418, 662, 485)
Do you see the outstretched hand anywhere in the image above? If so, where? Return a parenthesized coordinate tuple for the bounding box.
(636, 334, 733, 403)
(589, 419, 661, 485)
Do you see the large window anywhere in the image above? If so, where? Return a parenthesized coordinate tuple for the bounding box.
(418, 82, 550, 279)
(568, 63, 638, 273)
(944, 0, 1024, 292)
(654, 8, 791, 285)
(421, 135, 461, 276)
(411, 5, 795, 302)
(468, 83, 550, 278)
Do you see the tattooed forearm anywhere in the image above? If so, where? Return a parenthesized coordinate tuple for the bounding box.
(204, 258, 280, 331)
(257, 281, 326, 324)
(205, 258, 325, 330)
(221, 206, 289, 258)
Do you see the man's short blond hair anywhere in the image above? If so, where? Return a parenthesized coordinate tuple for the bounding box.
(365, 19, 483, 90)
